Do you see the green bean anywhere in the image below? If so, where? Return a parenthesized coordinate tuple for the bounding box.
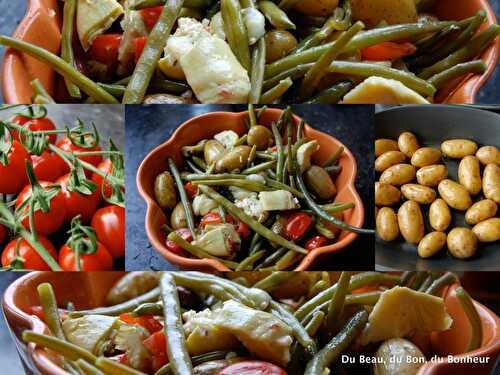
(309, 280, 329, 297)
(400, 271, 416, 287)
(333, 0, 352, 31)
(256, 151, 277, 160)
(426, 272, 459, 296)
(96, 358, 147, 375)
(307, 80, 353, 104)
(31, 79, 55, 103)
(263, 64, 311, 92)
(235, 134, 248, 146)
(242, 160, 277, 174)
(236, 250, 267, 271)
(132, 0, 210, 9)
(184, 173, 245, 181)
(419, 24, 500, 79)
(199, 185, 307, 254)
(131, 302, 164, 317)
(259, 1, 295, 30)
(155, 352, 229, 375)
(297, 172, 374, 235)
(69, 288, 160, 318)
(186, 160, 204, 174)
(256, 247, 287, 269)
(326, 271, 352, 338)
(295, 16, 337, 54)
(410, 272, 428, 290)
(75, 360, 105, 375)
(221, 0, 251, 70)
(323, 146, 344, 167)
(169, 158, 197, 238)
(455, 287, 483, 352)
(273, 250, 303, 270)
(60, 0, 80, 98)
(0, 36, 118, 103)
(167, 232, 238, 269)
(418, 274, 435, 292)
(37, 283, 66, 339)
(253, 272, 295, 292)
(271, 123, 285, 183)
(160, 274, 194, 375)
(123, 1, 184, 103)
(299, 21, 364, 100)
(264, 21, 459, 78)
(304, 310, 368, 375)
(108, 76, 189, 96)
(248, 104, 258, 127)
(427, 60, 486, 89)
(192, 179, 273, 192)
(260, 78, 293, 103)
(415, 24, 461, 54)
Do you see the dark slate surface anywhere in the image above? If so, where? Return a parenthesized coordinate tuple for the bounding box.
(0, 1, 500, 103)
(125, 104, 375, 271)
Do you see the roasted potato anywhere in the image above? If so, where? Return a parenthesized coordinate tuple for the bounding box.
(465, 199, 498, 225)
(418, 232, 447, 258)
(410, 147, 441, 168)
(375, 151, 407, 172)
(483, 164, 500, 204)
(416, 164, 448, 187)
(441, 139, 478, 159)
(375, 139, 399, 157)
(398, 132, 420, 158)
(375, 182, 401, 206)
(401, 184, 436, 204)
(447, 228, 478, 259)
(380, 164, 416, 186)
(438, 179, 472, 211)
(377, 207, 399, 242)
(476, 145, 500, 165)
(472, 218, 500, 242)
(397, 200, 424, 244)
(429, 198, 452, 232)
(458, 156, 482, 195)
(351, 0, 418, 27)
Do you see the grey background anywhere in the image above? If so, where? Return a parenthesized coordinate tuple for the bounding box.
(125, 104, 375, 271)
(0, 1, 499, 103)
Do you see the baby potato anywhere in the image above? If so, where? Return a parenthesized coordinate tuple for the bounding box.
(351, 0, 418, 27)
(472, 218, 500, 242)
(375, 139, 399, 157)
(410, 147, 442, 168)
(265, 30, 298, 63)
(380, 164, 416, 186)
(465, 199, 498, 225)
(171, 202, 188, 230)
(375, 151, 406, 172)
(441, 139, 478, 159)
(375, 182, 401, 206)
(401, 184, 436, 204)
(398, 132, 420, 158)
(397, 200, 424, 244)
(418, 232, 447, 258)
(376, 207, 400, 242)
(416, 164, 448, 187)
(294, 0, 339, 17)
(447, 228, 478, 259)
(374, 338, 425, 375)
(154, 171, 177, 210)
(476, 145, 500, 165)
(429, 199, 452, 232)
(438, 179, 472, 211)
(458, 156, 482, 195)
(483, 164, 500, 204)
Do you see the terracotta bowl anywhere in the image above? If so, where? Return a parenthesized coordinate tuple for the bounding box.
(3, 272, 500, 375)
(136, 108, 364, 271)
(2, 0, 498, 104)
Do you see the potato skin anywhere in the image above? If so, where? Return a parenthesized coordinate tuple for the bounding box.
(380, 164, 416, 186)
(397, 200, 424, 244)
(465, 199, 498, 225)
(375, 151, 407, 172)
(447, 228, 478, 259)
(398, 132, 420, 158)
(351, 0, 418, 27)
(483, 164, 500, 204)
(476, 145, 500, 165)
(401, 184, 436, 204)
(373, 338, 425, 375)
(375, 182, 401, 206)
(429, 198, 452, 232)
(418, 232, 447, 258)
(294, 0, 339, 16)
(377, 207, 399, 241)
(458, 156, 482, 195)
(375, 139, 399, 157)
(411, 147, 442, 168)
(441, 139, 478, 159)
(438, 179, 472, 211)
(416, 164, 448, 187)
(472, 218, 500, 242)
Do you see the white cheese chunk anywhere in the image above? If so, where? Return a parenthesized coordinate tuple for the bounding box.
(259, 190, 300, 211)
(214, 130, 240, 149)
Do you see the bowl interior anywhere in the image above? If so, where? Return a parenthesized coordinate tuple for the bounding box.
(137, 109, 364, 271)
(375, 105, 500, 271)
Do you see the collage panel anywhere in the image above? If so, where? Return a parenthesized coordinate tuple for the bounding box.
(125, 104, 374, 271)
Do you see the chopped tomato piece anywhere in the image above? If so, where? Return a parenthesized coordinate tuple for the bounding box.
(361, 42, 417, 61)
(140, 6, 164, 28)
(143, 330, 168, 371)
(236, 221, 251, 239)
(200, 212, 223, 227)
(133, 37, 148, 63)
(119, 313, 163, 334)
(305, 235, 329, 250)
(285, 212, 312, 241)
(165, 228, 193, 254)
(89, 34, 122, 67)
(184, 182, 198, 199)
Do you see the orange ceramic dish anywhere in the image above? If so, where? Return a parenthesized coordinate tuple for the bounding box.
(137, 108, 364, 271)
(1, 0, 499, 104)
(3, 272, 500, 375)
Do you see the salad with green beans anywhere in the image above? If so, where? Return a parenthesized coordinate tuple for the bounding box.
(152, 106, 371, 271)
(1, 0, 498, 104)
(21, 271, 484, 375)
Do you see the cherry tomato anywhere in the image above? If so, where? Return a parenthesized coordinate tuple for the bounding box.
(91, 205, 125, 258)
(361, 42, 417, 61)
(0, 140, 30, 194)
(120, 313, 163, 334)
(56, 136, 103, 176)
(91, 158, 114, 200)
(133, 37, 148, 63)
(236, 221, 251, 239)
(165, 228, 193, 254)
(11, 115, 57, 144)
(32, 152, 66, 183)
(16, 181, 66, 236)
(143, 330, 168, 371)
(0, 224, 6, 244)
(200, 212, 224, 227)
(219, 361, 288, 375)
(2, 236, 58, 270)
(285, 212, 312, 241)
(184, 182, 198, 200)
(56, 173, 100, 223)
(89, 34, 123, 67)
(140, 6, 164, 28)
(305, 235, 329, 251)
(59, 240, 113, 271)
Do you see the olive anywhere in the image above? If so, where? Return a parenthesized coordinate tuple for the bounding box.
(265, 30, 298, 63)
(215, 145, 252, 173)
(154, 171, 177, 211)
(304, 165, 337, 200)
(204, 139, 225, 166)
(171, 202, 187, 230)
(247, 125, 273, 150)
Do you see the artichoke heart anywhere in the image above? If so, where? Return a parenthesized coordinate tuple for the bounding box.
(62, 315, 118, 355)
